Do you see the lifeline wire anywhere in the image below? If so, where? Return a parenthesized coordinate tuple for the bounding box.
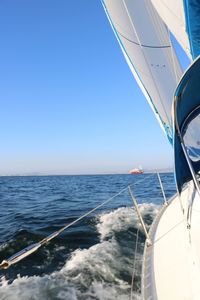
(0, 173, 154, 269)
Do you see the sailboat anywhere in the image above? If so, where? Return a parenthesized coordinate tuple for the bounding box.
(0, 2, 200, 299)
(101, 0, 200, 299)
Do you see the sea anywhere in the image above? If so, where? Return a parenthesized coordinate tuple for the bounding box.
(0, 173, 176, 300)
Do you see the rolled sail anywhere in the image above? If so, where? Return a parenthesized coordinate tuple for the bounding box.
(102, 0, 182, 143)
(173, 56, 200, 191)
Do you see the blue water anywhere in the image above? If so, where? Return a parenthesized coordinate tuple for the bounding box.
(0, 173, 176, 299)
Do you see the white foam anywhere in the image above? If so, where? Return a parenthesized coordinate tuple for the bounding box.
(0, 276, 8, 288)
(0, 203, 159, 300)
(0, 274, 77, 300)
(62, 239, 129, 285)
(97, 204, 159, 240)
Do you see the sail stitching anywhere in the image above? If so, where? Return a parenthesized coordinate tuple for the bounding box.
(101, 0, 171, 139)
(147, 0, 181, 89)
(122, 0, 171, 133)
(143, 0, 172, 130)
(146, 0, 178, 127)
(148, 1, 182, 83)
(166, 26, 180, 84)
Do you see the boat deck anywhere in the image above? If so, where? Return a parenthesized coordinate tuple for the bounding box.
(142, 186, 200, 300)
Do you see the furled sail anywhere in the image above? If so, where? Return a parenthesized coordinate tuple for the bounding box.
(151, 0, 200, 60)
(173, 56, 200, 192)
(102, 0, 182, 143)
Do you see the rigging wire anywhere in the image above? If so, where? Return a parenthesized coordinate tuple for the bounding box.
(0, 173, 154, 270)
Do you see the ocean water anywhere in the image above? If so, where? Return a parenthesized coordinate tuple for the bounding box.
(0, 173, 176, 300)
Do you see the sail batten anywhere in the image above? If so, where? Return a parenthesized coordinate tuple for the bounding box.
(102, 0, 182, 142)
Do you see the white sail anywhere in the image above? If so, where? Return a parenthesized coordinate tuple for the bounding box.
(151, 0, 192, 59)
(102, 0, 183, 141)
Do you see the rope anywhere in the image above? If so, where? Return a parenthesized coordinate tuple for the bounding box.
(0, 174, 154, 269)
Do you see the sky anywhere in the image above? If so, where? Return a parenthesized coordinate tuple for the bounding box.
(0, 1, 190, 175)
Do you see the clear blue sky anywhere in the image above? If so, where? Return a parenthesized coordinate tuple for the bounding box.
(0, 1, 190, 175)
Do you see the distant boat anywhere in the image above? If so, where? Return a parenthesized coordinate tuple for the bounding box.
(129, 168, 144, 175)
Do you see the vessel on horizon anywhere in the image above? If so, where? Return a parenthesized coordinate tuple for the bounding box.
(1, 1, 200, 299)
(129, 168, 144, 174)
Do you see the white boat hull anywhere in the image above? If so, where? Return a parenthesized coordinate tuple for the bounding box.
(142, 183, 200, 300)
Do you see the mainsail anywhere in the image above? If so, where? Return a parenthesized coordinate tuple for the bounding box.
(102, 0, 182, 143)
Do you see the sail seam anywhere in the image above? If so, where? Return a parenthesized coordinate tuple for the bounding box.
(122, 0, 171, 135)
(143, 0, 172, 131)
(166, 27, 180, 84)
(118, 31, 171, 49)
(101, 0, 172, 142)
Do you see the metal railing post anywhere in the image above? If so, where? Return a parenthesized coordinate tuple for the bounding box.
(128, 186, 152, 246)
(157, 173, 168, 206)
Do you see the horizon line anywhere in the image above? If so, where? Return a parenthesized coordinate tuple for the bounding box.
(0, 169, 174, 177)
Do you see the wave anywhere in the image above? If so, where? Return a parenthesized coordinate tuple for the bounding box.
(0, 203, 159, 300)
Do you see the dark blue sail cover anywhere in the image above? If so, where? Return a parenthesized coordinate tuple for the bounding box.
(184, 0, 200, 59)
(174, 56, 200, 192)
